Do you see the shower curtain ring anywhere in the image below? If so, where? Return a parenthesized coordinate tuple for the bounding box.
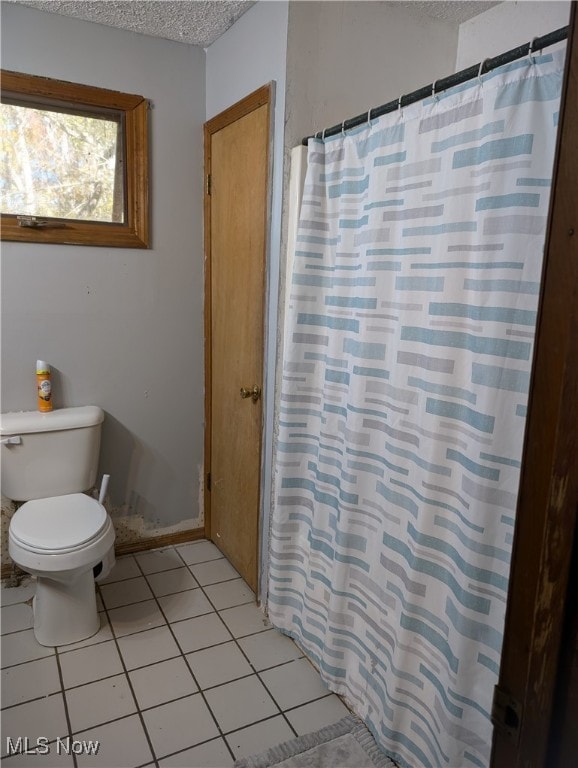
(432, 81, 439, 102)
(398, 95, 404, 115)
(367, 108, 373, 127)
(341, 120, 346, 138)
(478, 59, 488, 87)
(529, 37, 541, 64)
(322, 128, 327, 141)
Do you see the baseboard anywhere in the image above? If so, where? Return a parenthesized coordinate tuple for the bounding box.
(1, 527, 206, 581)
(114, 527, 206, 556)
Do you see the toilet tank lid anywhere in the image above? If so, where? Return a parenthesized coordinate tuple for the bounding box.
(1, 406, 104, 435)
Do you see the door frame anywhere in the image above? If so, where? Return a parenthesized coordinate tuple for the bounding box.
(491, 7, 578, 766)
(203, 84, 273, 554)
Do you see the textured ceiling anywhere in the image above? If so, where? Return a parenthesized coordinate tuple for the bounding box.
(11, 1, 257, 47)
(12, 1, 500, 48)
(395, 1, 499, 25)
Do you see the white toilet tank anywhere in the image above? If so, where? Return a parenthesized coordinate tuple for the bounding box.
(1, 406, 104, 501)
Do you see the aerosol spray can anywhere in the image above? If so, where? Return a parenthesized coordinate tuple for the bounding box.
(36, 360, 53, 412)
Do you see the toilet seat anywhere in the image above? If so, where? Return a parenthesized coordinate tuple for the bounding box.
(10, 493, 108, 554)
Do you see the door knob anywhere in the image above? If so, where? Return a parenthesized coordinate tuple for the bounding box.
(240, 385, 261, 402)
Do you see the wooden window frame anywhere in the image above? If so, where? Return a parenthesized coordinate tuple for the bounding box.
(1, 70, 149, 248)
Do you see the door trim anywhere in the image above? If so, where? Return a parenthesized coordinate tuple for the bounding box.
(203, 84, 272, 546)
(491, 7, 578, 766)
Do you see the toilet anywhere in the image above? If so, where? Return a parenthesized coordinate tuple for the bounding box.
(1, 406, 115, 646)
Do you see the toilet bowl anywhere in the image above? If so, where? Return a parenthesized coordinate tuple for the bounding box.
(9, 493, 116, 646)
(1, 406, 116, 647)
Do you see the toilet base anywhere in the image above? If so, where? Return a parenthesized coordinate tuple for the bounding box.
(33, 570, 100, 647)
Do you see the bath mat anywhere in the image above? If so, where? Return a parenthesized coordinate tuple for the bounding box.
(232, 714, 398, 768)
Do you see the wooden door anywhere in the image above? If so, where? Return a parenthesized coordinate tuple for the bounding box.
(204, 86, 271, 593)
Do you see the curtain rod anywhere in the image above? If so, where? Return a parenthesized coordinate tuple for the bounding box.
(301, 26, 569, 145)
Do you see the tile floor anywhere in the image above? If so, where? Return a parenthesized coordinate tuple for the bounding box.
(1, 540, 350, 767)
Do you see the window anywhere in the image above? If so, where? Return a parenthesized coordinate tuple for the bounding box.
(1, 71, 149, 248)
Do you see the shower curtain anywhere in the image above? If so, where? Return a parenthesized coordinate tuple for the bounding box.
(269, 48, 565, 768)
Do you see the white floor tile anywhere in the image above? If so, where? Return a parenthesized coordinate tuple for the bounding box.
(260, 658, 330, 711)
(238, 629, 303, 671)
(186, 641, 252, 689)
(171, 612, 232, 654)
(227, 715, 295, 759)
(285, 694, 350, 735)
(117, 625, 180, 671)
(74, 715, 153, 768)
(158, 588, 214, 623)
(107, 599, 166, 637)
(204, 578, 254, 610)
(99, 576, 153, 609)
(129, 657, 198, 710)
(0, 580, 35, 606)
(1, 656, 61, 708)
(66, 674, 136, 733)
(98, 555, 140, 584)
(158, 737, 233, 767)
(135, 547, 184, 574)
(219, 603, 271, 638)
(204, 675, 278, 733)
(0, 694, 68, 758)
(1, 603, 34, 635)
(59, 640, 123, 689)
(142, 694, 219, 759)
(57, 614, 113, 653)
(188, 558, 239, 586)
(0, 542, 351, 768)
(146, 567, 198, 597)
(1, 628, 55, 668)
(176, 540, 224, 565)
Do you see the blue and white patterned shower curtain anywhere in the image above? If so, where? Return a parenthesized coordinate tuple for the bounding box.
(269, 48, 565, 768)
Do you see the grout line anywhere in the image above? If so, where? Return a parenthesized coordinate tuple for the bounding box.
(246, 672, 299, 740)
(53, 646, 79, 768)
(194, 584, 304, 749)
(60, 668, 149, 694)
(69, 711, 139, 739)
(95, 585, 160, 768)
(1, 626, 37, 638)
(102, 581, 253, 622)
(1, 653, 55, 671)
(189, 566, 302, 742)
(222, 711, 290, 737)
(1, 690, 62, 713)
(133, 546, 237, 763)
(152, 733, 231, 766)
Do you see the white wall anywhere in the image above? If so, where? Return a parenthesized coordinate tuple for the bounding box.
(456, 1, 571, 70)
(206, 0, 289, 596)
(1, 4, 206, 548)
(284, 1, 460, 151)
(206, 0, 288, 120)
